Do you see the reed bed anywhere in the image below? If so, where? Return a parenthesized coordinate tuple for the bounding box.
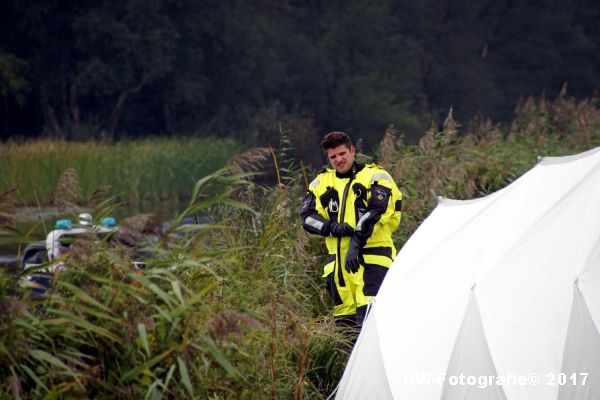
(0, 137, 241, 207)
(374, 95, 600, 246)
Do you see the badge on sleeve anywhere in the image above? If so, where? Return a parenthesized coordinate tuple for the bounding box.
(375, 188, 387, 202)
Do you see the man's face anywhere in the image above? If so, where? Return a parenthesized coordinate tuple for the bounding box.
(326, 144, 356, 174)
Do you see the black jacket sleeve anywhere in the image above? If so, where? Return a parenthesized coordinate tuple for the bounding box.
(300, 191, 332, 236)
(353, 184, 391, 246)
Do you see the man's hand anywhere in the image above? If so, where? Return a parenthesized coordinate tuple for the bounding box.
(345, 236, 361, 273)
(329, 222, 354, 238)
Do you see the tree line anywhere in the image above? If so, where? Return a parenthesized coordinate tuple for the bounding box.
(1, 0, 598, 146)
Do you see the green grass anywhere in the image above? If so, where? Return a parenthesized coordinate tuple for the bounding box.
(0, 137, 241, 207)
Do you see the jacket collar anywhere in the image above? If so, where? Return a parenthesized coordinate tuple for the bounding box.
(335, 162, 365, 179)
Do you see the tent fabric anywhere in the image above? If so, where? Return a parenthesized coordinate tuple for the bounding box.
(335, 314, 394, 400)
(336, 147, 600, 399)
(557, 285, 600, 399)
(441, 291, 506, 400)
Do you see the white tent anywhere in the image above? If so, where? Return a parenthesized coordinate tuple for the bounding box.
(336, 147, 600, 399)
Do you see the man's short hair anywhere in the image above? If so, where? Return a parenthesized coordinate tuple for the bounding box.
(321, 131, 353, 151)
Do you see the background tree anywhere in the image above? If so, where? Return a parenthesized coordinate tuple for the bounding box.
(1, 0, 599, 148)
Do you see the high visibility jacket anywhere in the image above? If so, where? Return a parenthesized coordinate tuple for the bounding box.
(301, 162, 402, 315)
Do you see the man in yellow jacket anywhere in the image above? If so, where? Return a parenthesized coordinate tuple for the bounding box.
(301, 131, 402, 329)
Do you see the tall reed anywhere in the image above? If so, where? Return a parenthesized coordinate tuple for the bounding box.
(0, 137, 241, 207)
(375, 94, 600, 246)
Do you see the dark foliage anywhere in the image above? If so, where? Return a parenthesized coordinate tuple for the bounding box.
(1, 0, 599, 146)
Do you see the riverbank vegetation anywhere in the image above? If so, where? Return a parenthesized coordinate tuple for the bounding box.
(1, 94, 600, 398)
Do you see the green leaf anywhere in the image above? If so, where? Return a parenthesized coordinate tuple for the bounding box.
(177, 356, 194, 397)
(138, 323, 151, 357)
(58, 302, 124, 325)
(42, 388, 58, 400)
(170, 280, 219, 320)
(58, 281, 114, 313)
(163, 363, 176, 391)
(173, 223, 215, 234)
(20, 364, 49, 391)
(145, 381, 162, 400)
(152, 305, 173, 323)
(47, 309, 121, 343)
(121, 349, 174, 383)
(202, 335, 240, 378)
(128, 273, 175, 309)
(170, 281, 184, 305)
(29, 350, 79, 379)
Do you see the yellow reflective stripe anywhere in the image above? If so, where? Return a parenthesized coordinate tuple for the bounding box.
(333, 304, 357, 317)
(363, 254, 393, 268)
(322, 259, 335, 277)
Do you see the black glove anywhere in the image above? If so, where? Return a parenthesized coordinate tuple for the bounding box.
(345, 236, 361, 273)
(329, 222, 354, 238)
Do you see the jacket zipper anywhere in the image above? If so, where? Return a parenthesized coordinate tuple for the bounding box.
(336, 174, 354, 287)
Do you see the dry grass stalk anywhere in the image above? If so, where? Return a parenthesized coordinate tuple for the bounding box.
(68, 235, 96, 264)
(418, 127, 435, 155)
(510, 84, 600, 146)
(442, 106, 459, 139)
(377, 124, 404, 166)
(89, 184, 112, 207)
(209, 311, 262, 344)
(115, 213, 161, 246)
(299, 158, 309, 190)
(0, 187, 18, 227)
(53, 168, 82, 211)
(226, 147, 271, 176)
(269, 145, 283, 188)
(293, 331, 309, 400)
(269, 290, 278, 400)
